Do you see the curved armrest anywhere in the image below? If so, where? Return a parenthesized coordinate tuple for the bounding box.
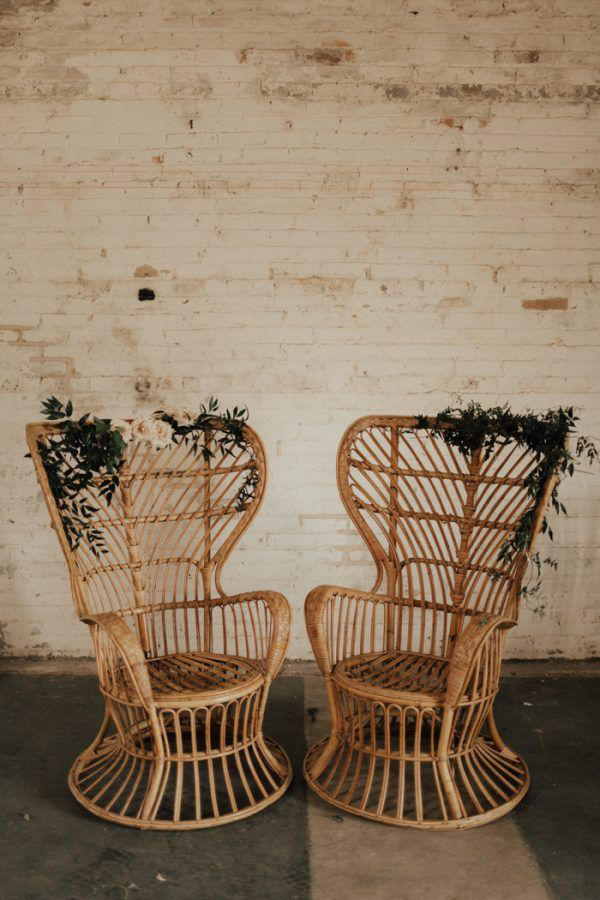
(211, 591, 291, 679)
(445, 614, 516, 708)
(305, 585, 396, 676)
(82, 612, 154, 709)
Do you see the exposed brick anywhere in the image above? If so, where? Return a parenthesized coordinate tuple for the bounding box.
(522, 299, 569, 311)
(134, 264, 160, 278)
(0, 0, 598, 661)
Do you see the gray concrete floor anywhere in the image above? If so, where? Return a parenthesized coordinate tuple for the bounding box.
(0, 662, 598, 900)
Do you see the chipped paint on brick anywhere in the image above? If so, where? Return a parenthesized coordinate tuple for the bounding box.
(438, 117, 463, 129)
(438, 297, 469, 310)
(134, 265, 159, 278)
(0, 0, 57, 14)
(259, 80, 318, 100)
(167, 76, 212, 98)
(239, 42, 354, 66)
(133, 373, 172, 404)
(380, 83, 409, 100)
(3, 66, 89, 102)
(522, 298, 569, 310)
(286, 276, 356, 294)
(303, 47, 354, 65)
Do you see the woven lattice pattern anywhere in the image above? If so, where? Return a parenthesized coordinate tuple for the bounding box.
(339, 417, 544, 651)
(147, 652, 260, 697)
(27, 419, 291, 829)
(336, 651, 449, 698)
(305, 415, 558, 829)
(51, 424, 263, 618)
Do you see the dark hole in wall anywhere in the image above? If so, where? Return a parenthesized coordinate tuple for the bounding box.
(138, 288, 155, 302)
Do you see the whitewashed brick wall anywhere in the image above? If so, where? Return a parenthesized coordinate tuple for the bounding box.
(1, 0, 599, 659)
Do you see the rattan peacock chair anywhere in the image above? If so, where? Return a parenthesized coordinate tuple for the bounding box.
(304, 415, 560, 829)
(27, 419, 291, 829)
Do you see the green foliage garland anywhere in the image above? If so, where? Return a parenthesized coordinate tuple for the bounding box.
(32, 396, 257, 558)
(413, 402, 598, 603)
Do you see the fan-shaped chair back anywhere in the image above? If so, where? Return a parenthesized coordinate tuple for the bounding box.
(337, 416, 556, 655)
(27, 421, 266, 655)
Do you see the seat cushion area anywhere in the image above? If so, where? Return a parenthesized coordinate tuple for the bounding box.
(333, 650, 449, 703)
(146, 650, 263, 702)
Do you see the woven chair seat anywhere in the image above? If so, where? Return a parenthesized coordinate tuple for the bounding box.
(333, 650, 449, 703)
(147, 651, 263, 702)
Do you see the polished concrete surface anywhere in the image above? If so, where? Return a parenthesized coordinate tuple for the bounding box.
(0, 665, 598, 899)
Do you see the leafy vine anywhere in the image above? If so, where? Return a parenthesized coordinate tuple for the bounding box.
(31, 396, 258, 557)
(413, 402, 598, 599)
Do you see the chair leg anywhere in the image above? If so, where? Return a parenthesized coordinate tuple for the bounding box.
(78, 701, 111, 764)
(257, 735, 288, 778)
(438, 710, 464, 819)
(255, 683, 288, 778)
(306, 732, 339, 780)
(487, 707, 519, 760)
(306, 678, 340, 779)
(255, 681, 287, 778)
(139, 713, 167, 821)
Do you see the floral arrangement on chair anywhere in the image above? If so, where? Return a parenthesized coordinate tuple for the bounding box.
(31, 396, 256, 557)
(109, 415, 174, 449)
(413, 401, 598, 606)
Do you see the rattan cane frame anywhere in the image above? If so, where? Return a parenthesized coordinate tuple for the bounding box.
(304, 415, 559, 829)
(27, 419, 292, 829)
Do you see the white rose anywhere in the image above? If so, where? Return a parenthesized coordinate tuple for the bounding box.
(131, 419, 158, 445)
(111, 419, 133, 443)
(153, 419, 174, 449)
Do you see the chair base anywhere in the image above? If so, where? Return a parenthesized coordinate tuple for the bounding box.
(69, 717, 292, 829)
(304, 735, 529, 830)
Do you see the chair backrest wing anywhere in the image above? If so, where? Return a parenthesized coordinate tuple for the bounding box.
(27, 420, 266, 626)
(338, 415, 556, 631)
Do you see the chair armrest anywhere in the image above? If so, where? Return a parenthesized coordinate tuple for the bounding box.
(82, 612, 154, 709)
(305, 585, 397, 676)
(445, 614, 516, 708)
(210, 591, 291, 679)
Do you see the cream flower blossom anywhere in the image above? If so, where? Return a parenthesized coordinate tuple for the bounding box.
(153, 419, 174, 448)
(131, 418, 158, 444)
(112, 417, 173, 450)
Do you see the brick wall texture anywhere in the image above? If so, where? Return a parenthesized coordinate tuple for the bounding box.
(1, 0, 599, 659)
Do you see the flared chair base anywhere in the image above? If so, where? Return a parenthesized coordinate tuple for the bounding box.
(304, 734, 529, 830)
(69, 714, 292, 830)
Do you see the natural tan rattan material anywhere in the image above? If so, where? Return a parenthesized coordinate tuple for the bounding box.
(27, 419, 292, 829)
(304, 415, 560, 829)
